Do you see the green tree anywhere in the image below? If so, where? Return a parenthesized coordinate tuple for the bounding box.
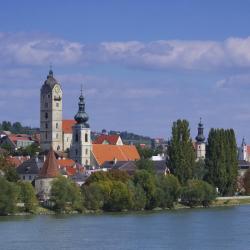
(243, 169, 250, 195)
(51, 176, 83, 212)
(136, 159, 155, 174)
(193, 160, 207, 180)
(128, 181, 146, 210)
(136, 145, 154, 159)
(205, 129, 238, 196)
(105, 181, 132, 211)
(167, 119, 196, 184)
(83, 181, 112, 210)
(156, 174, 180, 208)
(0, 177, 19, 215)
(18, 181, 38, 212)
(133, 170, 156, 209)
(181, 180, 216, 207)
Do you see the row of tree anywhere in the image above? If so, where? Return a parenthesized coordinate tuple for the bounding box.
(0, 121, 38, 134)
(167, 119, 238, 196)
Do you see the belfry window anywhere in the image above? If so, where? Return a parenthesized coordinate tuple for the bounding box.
(75, 133, 79, 142)
(45, 112, 48, 119)
(45, 123, 48, 129)
(85, 133, 88, 142)
(56, 123, 58, 129)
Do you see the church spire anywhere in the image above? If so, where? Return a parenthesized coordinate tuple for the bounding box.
(195, 118, 205, 143)
(74, 86, 89, 127)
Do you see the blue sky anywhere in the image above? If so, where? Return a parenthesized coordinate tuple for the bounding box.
(1, 0, 250, 143)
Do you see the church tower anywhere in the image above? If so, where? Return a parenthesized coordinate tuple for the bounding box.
(195, 118, 206, 160)
(70, 89, 92, 165)
(40, 69, 63, 151)
(239, 138, 247, 161)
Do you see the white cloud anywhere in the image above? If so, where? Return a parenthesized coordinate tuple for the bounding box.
(1, 33, 250, 71)
(216, 74, 250, 88)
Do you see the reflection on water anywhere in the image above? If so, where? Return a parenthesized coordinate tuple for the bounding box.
(0, 206, 250, 250)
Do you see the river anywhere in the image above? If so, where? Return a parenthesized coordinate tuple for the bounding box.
(1, 205, 250, 250)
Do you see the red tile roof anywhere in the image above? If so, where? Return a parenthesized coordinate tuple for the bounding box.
(7, 156, 30, 167)
(93, 134, 121, 145)
(62, 120, 76, 134)
(8, 134, 33, 144)
(92, 144, 140, 166)
(39, 147, 60, 178)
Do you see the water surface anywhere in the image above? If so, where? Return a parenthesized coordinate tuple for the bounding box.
(1, 205, 250, 250)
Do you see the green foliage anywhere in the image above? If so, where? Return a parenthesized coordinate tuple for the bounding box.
(0, 177, 19, 215)
(128, 181, 147, 210)
(18, 181, 38, 212)
(136, 159, 155, 173)
(205, 128, 238, 196)
(167, 119, 196, 184)
(83, 181, 112, 210)
(133, 170, 156, 209)
(156, 174, 181, 208)
(243, 169, 250, 195)
(0, 155, 19, 182)
(105, 181, 132, 211)
(0, 120, 38, 134)
(193, 160, 207, 180)
(14, 144, 41, 157)
(136, 145, 155, 159)
(51, 176, 83, 212)
(181, 180, 216, 207)
(85, 169, 130, 186)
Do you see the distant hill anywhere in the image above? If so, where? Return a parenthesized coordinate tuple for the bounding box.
(0, 121, 39, 135)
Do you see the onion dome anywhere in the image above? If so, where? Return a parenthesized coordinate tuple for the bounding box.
(74, 89, 89, 127)
(195, 118, 205, 143)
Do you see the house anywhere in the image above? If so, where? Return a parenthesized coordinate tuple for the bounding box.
(91, 144, 140, 167)
(62, 119, 76, 151)
(0, 134, 34, 150)
(93, 134, 123, 145)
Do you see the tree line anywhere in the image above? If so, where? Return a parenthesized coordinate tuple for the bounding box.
(167, 119, 238, 196)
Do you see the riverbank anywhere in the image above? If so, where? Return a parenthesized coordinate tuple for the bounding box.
(9, 196, 250, 216)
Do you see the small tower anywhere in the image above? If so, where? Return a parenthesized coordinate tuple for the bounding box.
(195, 118, 206, 160)
(40, 69, 63, 151)
(239, 138, 247, 161)
(70, 88, 92, 166)
(35, 147, 60, 200)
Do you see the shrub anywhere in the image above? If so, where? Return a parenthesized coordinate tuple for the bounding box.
(181, 180, 216, 207)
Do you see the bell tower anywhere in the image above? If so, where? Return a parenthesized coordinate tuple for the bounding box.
(70, 88, 92, 165)
(40, 69, 63, 151)
(195, 118, 206, 160)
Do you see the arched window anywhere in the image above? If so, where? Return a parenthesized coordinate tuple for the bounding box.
(56, 133, 59, 139)
(45, 123, 48, 129)
(45, 112, 48, 119)
(86, 159, 88, 165)
(85, 133, 88, 142)
(85, 148, 88, 155)
(56, 123, 58, 129)
(75, 133, 79, 142)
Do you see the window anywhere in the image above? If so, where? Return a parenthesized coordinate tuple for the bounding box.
(75, 149, 78, 155)
(45, 123, 48, 129)
(75, 133, 79, 142)
(56, 102, 59, 107)
(56, 123, 58, 129)
(23, 176, 25, 180)
(86, 160, 88, 165)
(56, 133, 59, 139)
(29, 176, 32, 180)
(45, 102, 48, 108)
(85, 148, 88, 155)
(45, 112, 48, 119)
(48, 94, 50, 98)
(85, 133, 88, 142)
(45, 132, 47, 140)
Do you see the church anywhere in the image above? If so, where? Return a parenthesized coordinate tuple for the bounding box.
(40, 69, 140, 167)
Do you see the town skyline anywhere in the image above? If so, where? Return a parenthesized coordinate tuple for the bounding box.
(1, 1, 250, 143)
